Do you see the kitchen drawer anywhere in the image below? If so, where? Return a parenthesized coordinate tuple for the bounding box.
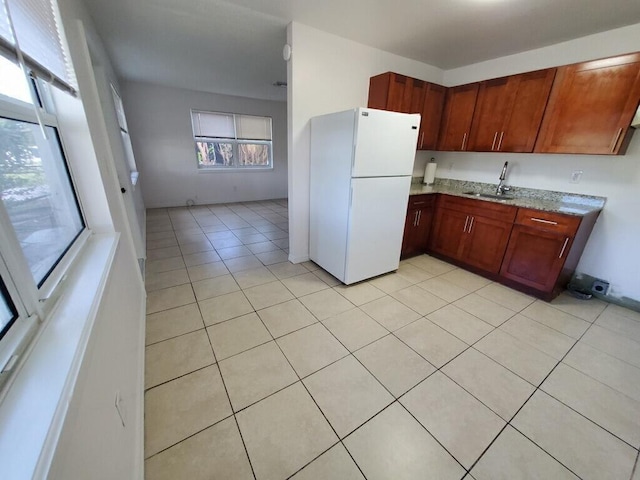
(408, 194, 435, 209)
(438, 194, 517, 223)
(515, 208, 581, 236)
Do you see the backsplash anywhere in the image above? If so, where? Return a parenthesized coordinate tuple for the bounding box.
(412, 176, 607, 210)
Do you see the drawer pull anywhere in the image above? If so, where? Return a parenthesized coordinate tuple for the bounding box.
(463, 215, 469, 233)
(413, 201, 426, 205)
(559, 237, 569, 259)
(611, 128, 623, 153)
(531, 217, 558, 225)
(497, 131, 505, 151)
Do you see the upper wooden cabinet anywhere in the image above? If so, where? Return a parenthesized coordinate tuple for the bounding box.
(418, 83, 446, 150)
(535, 53, 640, 155)
(467, 69, 556, 153)
(437, 83, 479, 151)
(368, 72, 427, 113)
(368, 72, 410, 112)
(367, 72, 432, 113)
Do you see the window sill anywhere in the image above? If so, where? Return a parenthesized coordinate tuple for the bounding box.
(0, 233, 119, 479)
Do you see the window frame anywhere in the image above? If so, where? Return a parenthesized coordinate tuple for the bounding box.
(0, 68, 89, 391)
(191, 109, 274, 172)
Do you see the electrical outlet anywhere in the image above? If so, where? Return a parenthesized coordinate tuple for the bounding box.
(570, 170, 583, 183)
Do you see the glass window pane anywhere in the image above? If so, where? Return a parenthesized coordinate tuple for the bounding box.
(238, 144, 270, 166)
(0, 279, 17, 338)
(0, 117, 85, 286)
(196, 141, 233, 166)
(0, 56, 32, 104)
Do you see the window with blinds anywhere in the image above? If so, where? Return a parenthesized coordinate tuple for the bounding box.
(191, 110, 273, 169)
(0, 0, 76, 95)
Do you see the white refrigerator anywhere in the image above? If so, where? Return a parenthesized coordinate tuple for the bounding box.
(309, 107, 420, 284)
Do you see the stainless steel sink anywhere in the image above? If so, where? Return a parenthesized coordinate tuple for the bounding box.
(463, 191, 515, 201)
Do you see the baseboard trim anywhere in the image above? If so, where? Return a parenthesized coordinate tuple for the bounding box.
(288, 253, 310, 264)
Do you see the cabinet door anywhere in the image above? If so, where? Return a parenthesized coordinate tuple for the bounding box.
(401, 202, 434, 259)
(499, 69, 556, 153)
(409, 78, 426, 114)
(401, 209, 421, 259)
(535, 53, 640, 154)
(437, 83, 479, 151)
(418, 83, 446, 150)
(416, 206, 433, 251)
(367, 72, 410, 113)
(500, 225, 572, 292)
(462, 215, 513, 273)
(429, 207, 468, 259)
(467, 77, 512, 151)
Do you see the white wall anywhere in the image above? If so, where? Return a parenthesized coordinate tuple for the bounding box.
(46, 0, 146, 477)
(121, 81, 288, 208)
(287, 22, 444, 262)
(433, 22, 640, 302)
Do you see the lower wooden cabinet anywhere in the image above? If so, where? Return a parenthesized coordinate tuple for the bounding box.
(500, 225, 573, 292)
(401, 195, 434, 259)
(499, 208, 599, 300)
(402, 194, 599, 300)
(429, 195, 516, 274)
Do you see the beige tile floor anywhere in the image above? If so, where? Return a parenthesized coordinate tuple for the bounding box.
(143, 199, 640, 480)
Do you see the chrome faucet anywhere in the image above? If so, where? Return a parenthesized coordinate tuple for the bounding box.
(496, 161, 510, 196)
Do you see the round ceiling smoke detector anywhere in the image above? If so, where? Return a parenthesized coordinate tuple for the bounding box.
(283, 44, 292, 61)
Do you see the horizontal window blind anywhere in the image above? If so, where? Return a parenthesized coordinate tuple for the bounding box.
(0, 0, 76, 95)
(236, 114, 272, 141)
(192, 111, 235, 139)
(0, 1, 12, 44)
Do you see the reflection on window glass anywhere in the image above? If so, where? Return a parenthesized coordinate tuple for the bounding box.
(0, 280, 17, 337)
(0, 56, 32, 104)
(196, 141, 234, 166)
(0, 118, 84, 286)
(238, 144, 270, 166)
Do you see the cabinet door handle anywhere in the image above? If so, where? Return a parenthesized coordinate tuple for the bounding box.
(559, 237, 569, 259)
(461, 132, 467, 151)
(463, 215, 469, 232)
(413, 211, 419, 227)
(611, 128, 623, 153)
(491, 132, 498, 151)
(531, 217, 558, 225)
(417, 210, 422, 225)
(468, 216, 474, 233)
(420, 132, 425, 148)
(497, 131, 505, 151)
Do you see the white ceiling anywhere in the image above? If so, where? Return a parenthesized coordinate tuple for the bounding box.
(83, 0, 640, 102)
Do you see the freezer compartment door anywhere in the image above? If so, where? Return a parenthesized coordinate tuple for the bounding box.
(352, 108, 420, 178)
(344, 176, 411, 284)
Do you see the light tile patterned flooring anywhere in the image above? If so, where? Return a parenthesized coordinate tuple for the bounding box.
(144, 199, 640, 480)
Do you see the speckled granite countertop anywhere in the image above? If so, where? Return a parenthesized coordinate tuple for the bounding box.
(409, 178, 606, 216)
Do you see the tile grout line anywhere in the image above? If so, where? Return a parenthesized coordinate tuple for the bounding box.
(144, 228, 632, 478)
(195, 260, 259, 480)
(466, 307, 620, 478)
